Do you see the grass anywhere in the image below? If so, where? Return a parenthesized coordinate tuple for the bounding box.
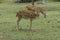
(0, 0, 60, 40)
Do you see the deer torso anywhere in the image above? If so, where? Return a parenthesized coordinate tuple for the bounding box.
(17, 10, 39, 19)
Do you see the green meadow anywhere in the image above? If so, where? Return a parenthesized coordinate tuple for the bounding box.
(0, 0, 60, 40)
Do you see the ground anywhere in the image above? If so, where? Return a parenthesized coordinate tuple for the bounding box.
(0, 0, 60, 40)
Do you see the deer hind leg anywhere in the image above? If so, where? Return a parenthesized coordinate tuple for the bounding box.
(17, 16, 22, 31)
(40, 9, 46, 18)
(30, 18, 32, 30)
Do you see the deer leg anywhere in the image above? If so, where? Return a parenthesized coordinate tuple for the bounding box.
(30, 18, 32, 30)
(40, 9, 46, 18)
(43, 12, 46, 18)
(17, 16, 22, 31)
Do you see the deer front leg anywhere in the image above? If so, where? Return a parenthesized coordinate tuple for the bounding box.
(30, 18, 32, 30)
(17, 16, 22, 31)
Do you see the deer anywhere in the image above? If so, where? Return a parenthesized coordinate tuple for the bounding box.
(16, 10, 41, 31)
(26, 5, 46, 18)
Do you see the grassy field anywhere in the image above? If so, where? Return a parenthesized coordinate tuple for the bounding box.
(0, 0, 60, 40)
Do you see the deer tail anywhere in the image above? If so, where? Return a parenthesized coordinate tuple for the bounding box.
(16, 12, 18, 17)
